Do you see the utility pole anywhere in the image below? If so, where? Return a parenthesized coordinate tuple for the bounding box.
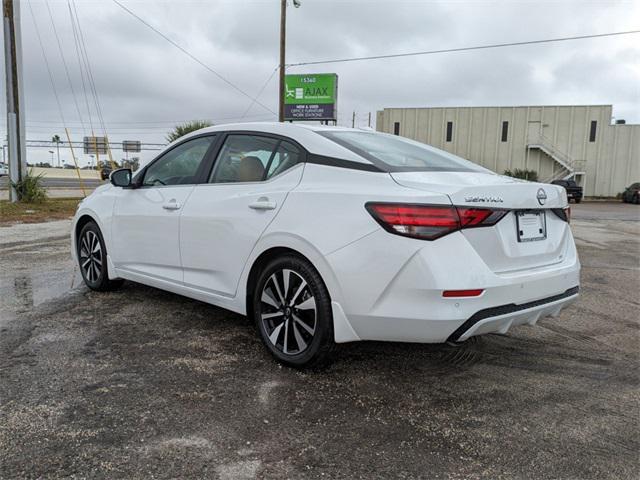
(351, 111, 356, 128)
(278, 0, 286, 122)
(278, 0, 301, 122)
(368, 112, 371, 128)
(3, 0, 26, 202)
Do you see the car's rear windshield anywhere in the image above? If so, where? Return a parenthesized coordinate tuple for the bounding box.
(317, 130, 487, 173)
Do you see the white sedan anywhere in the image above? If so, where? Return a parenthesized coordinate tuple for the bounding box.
(72, 123, 580, 366)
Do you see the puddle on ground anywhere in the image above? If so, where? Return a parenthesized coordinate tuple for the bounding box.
(0, 253, 82, 327)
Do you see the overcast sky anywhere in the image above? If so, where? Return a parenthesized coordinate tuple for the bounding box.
(2, 0, 639, 166)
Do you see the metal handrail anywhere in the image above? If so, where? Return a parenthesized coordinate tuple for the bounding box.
(528, 132, 582, 172)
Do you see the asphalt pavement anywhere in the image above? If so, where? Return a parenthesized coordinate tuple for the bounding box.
(0, 202, 638, 479)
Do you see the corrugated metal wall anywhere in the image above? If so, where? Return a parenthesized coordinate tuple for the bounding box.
(376, 105, 639, 197)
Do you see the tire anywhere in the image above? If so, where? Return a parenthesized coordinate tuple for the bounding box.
(633, 194, 640, 205)
(77, 221, 124, 291)
(574, 198, 581, 204)
(252, 254, 334, 368)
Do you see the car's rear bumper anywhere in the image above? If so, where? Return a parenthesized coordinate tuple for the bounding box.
(326, 228, 580, 344)
(447, 286, 579, 342)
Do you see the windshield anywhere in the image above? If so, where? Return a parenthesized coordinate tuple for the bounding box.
(318, 130, 488, 173)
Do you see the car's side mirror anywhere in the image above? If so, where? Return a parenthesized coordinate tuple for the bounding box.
(110, 168, 132, 187)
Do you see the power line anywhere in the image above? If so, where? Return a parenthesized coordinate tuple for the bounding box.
(68, 0, 94, 135)
(111, 0, 277, 116)
(14, 112, 275, 126)
(71, 0, 107, 137)
(27, 0, 66, 126)
(287, 30, 640, 67)
(240, 66, 279, 120)
(45, 0, 86, 136)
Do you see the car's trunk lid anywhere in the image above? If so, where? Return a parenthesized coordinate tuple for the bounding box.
(391, 171, 572, 273)
(390, 171, 565, 209)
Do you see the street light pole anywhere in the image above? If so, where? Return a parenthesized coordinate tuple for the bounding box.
(278, 0, 286, 122)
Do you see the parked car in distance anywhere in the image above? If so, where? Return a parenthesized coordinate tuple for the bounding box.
(621, 182, 640, 204)
(100, 166, 112, 180)
(551, 179, 583, 203)
(72, 123, 580, 367)
(0, 163, 8, 177)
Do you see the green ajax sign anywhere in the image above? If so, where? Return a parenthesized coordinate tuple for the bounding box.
(284, 73, 337, 121)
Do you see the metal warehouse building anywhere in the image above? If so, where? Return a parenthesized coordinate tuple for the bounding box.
(376, 105, 639, 197)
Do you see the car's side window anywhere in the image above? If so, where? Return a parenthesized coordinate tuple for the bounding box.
(209, 135, 280, 184)
(265, 141, 302, 180)
(143, 136, 215, 187)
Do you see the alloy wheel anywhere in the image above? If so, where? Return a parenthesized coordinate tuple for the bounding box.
(79, 230, 102, 283)
(260, 268, 317, 355)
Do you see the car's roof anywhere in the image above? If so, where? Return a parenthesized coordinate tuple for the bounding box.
(198, 121, 357, 134)
(172, 122, 375, 164)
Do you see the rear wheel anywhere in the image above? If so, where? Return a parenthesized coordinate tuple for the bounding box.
(633, 193, 639, 205)
(574, 198, 582, 204)
(253, 255, 334, 367)
(77, 221, 124, 291)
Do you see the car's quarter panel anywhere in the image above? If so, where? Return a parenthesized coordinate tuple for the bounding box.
(111, 185, 195, 283)
(265, 164, 453, 258)
(179, 165, 304, 297)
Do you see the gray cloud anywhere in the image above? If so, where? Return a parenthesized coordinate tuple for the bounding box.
(1, 0, 638, 166)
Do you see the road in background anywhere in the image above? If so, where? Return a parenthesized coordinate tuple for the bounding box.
(0, 176, 104, 189)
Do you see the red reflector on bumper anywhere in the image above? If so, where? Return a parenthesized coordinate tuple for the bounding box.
(442, 289, 484, 298)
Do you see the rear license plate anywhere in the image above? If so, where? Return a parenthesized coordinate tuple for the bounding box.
(516, 210, 546, 242)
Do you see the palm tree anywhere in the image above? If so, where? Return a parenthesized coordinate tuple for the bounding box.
(166, 120, 212, 143)
(51, 135, 61, 167)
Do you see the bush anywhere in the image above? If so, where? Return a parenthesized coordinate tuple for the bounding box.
(503, 168, 538, 182)
(11, 169, 47, 203)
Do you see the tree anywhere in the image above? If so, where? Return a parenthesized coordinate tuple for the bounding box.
(503, 168, 538, 182)
(166, 120, 212, 143)
(51, 135, 62, 167)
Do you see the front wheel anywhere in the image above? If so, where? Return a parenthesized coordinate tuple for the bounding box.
(253, 255, 334, 367)
(77, 221, 124, 291)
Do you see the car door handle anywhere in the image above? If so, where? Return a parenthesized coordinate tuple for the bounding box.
(162, 200, 181, 210)
(249, 198, 277, 210)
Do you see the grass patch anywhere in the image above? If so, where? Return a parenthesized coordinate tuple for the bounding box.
(0, 198, 82, 225)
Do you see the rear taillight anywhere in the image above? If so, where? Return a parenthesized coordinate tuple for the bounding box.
(366, 203, 507, 240)
(552, 207, 571, 223)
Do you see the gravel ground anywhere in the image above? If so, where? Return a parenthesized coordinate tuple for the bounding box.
(0, 203, 638, 479)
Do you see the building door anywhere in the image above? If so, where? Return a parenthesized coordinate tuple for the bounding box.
(527, 121, 541, 144)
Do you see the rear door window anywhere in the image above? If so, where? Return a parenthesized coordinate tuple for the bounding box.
(209, 135, 279, 183)
(265, 141, 302, 180)
(209, 135, 301, 183)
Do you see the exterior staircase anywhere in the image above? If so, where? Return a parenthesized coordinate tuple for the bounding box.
(527, 132, 586, 183)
